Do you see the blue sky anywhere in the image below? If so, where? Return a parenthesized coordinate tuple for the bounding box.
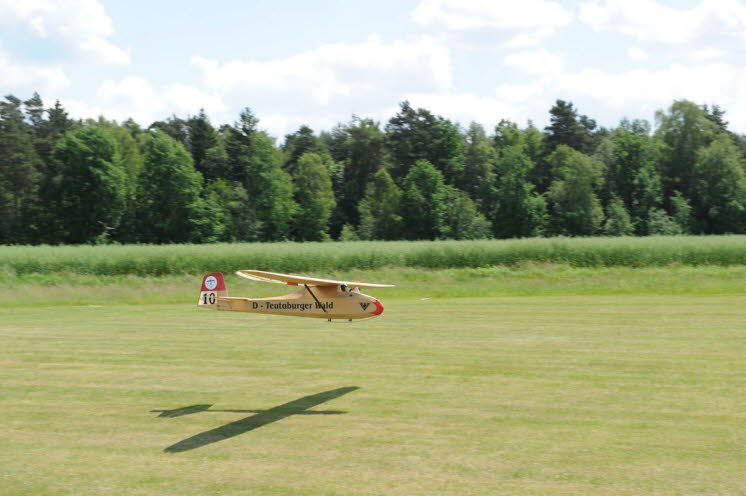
(2, 0, 745, 137)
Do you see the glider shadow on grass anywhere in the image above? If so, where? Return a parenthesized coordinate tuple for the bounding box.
(153, 386, 359, 453)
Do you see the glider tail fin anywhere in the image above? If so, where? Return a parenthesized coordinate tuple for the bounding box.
(197, 272, 228, 308)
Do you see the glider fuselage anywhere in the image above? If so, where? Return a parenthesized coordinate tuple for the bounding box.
(215, 285, 383, 320)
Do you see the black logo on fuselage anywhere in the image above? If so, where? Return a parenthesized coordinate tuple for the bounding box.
(359, 302, 370, 311)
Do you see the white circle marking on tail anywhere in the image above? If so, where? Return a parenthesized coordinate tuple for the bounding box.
(205, 275, 218, 290)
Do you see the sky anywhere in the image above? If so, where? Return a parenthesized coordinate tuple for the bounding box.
(2, 0, 746, 138)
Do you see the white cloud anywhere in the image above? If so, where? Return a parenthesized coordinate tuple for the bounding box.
(64, 76, 227, 125)
(627, 46, 648, 61)
(411, 0, 573, 30)
(0, 43, 69, 93)
(579, 0, 746, 44)
(192, 35, 452, 102)
(0, 0, 129, 64)
(502, 27, 557, 48)
(691, 48, 725, 61)
(188, 35, 453, 135)
(491, 62, 746, 131)
(504, 48, 563, 75)
(404, 92, 525, 128)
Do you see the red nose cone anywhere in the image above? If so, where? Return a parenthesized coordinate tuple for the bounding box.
(372, 299, 384, 316)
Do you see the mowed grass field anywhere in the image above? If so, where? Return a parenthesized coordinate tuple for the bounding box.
(2, 268, 746, 495)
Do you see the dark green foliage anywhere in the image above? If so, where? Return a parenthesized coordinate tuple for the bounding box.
(23, 92, 45, 127)
(5, 92, 746, 245)
(459, 122, 497, 211)
(385, 101, 463, 183)
(357, 169, 403, 240)
(544, 100, 598, 155)
(631, 161, 664, 235)
(95, 120, 143, 243)
(327, 118, 388, 229)
(224, 108, 258, 184)
(283, 125, 329, 175)
(134, 131, 212, 243)
(693, 135, 746, 233)
(670, 190, 694, 234)
(54, 126, 127, 243)
(292, 152, 336, 241)
(0, 96, 41, 243)
(186, 109, 218, 179)
(647, 208, 683, 235)
(442, 186, 492, 239)
(547, 145, 605, 236)
(202, 135, 231, 182)
(205, 180, 260, 241)
(493, 119, 524, 150)
(492, 146, 547, 238)
(21, 98, 74, 244)
(149, 115, 188, 144)
(597, 120, 657, 206)
(656, 100, 720, 203)
(400, 160, 447, 240)
(247, 132, 297, 241)
(703, 104, 728, 132)
(603, 196, 634, 236)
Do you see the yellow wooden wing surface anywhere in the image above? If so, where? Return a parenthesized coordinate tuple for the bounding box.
(235, 270, 395, 288)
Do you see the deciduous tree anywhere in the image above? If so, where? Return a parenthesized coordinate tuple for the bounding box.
(292, 152, 335, 241)
(54, 126, 127, 243)
(358, 169, 403, 240)
(547, 146, 604, 236)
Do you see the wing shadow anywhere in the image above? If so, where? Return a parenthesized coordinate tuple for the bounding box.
(160, 386, 359, 453)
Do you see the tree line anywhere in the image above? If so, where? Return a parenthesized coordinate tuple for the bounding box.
(1, 93, 746, 245)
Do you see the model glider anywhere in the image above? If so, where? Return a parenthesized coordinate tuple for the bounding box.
(198, 270, 394, 321)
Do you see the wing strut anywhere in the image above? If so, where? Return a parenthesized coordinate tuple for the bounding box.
(304, 284, 328, 314)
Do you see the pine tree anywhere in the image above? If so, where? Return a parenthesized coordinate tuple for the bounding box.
(459, 122, 497, 212)
(283, 125, 329, 175)
(224, 108, 258, 185)
(544, 100, 597, 154)
(149, 115, 188, 144)
(385, 101, 463, 183)
(186, 109, 218, 180)
(0, 95, 41, 242)
(24, 99, 74, 244)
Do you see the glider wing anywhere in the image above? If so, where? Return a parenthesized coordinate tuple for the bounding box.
(235, 270, 395, 288)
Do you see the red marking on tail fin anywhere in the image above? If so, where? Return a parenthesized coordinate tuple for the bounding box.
(201, 272, 226, 291)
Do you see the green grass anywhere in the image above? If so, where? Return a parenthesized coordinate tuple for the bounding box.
(1, 266, 746, 495)
(3, 264, 746, 307)
(1, 297, 744, 495)
(4, 235, 746, 276)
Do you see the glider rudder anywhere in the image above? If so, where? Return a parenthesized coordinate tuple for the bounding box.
(198, 272, 228, 308)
